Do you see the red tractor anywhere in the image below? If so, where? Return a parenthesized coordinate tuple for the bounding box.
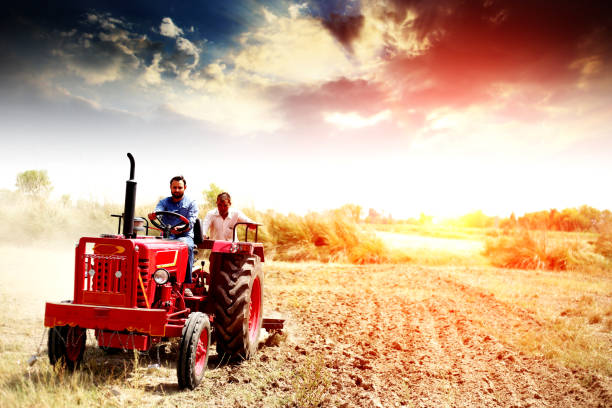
(44, 153, 282, 389)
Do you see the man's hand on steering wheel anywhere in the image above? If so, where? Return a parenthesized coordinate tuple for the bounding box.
(148, 211, 191, 236)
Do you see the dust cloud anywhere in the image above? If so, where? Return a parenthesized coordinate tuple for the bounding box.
(0, 243, 76, 319)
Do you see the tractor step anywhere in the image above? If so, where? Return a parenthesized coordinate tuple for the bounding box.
(262, 317, 284, 331)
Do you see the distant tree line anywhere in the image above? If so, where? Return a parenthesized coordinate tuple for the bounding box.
(11, 169, 612, 234)
(499, 206, 612, 233)
(363, 205, 612, 233)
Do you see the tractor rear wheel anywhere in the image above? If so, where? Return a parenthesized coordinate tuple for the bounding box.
(47, 325, 86, 370)
(177, 312, 211, 390)
(212, 255, 263, 360)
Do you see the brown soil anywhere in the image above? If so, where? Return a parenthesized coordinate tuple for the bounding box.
(256, 263, 612, 407)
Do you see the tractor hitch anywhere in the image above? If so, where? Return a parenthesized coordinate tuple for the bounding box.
(262, 317, 284, 332)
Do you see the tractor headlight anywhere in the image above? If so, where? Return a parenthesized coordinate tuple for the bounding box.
(153, 268, 170, 285)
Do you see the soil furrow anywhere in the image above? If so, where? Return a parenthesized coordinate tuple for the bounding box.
(273, 264, 610, 407)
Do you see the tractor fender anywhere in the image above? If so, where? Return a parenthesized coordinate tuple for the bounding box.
(198, 240, 265, 262)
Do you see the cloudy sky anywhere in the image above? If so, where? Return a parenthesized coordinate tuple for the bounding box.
(1, 0, 611, 218)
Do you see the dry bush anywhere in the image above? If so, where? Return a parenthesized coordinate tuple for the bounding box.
(593, 232, 612, 259)
(249, 209, 394, 264)
(484, 230, 609, 271)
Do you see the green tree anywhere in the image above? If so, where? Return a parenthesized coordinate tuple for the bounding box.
(202, 183, 224, 210)
(16, 170, 52, 196)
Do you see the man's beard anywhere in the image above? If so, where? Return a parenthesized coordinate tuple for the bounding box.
(172, 192, 184, 200)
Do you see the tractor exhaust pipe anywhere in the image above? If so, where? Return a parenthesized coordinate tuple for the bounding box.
(122, 153, 137, 239)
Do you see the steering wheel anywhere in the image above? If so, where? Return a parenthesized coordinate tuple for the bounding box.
(148, 211, 190, 237)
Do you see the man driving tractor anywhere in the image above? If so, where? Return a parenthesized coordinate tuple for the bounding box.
(148, 175, 198, 285)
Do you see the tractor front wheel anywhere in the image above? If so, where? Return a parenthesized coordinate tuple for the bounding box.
(213, 255, 263, 360)
(177, 312, 211, 390)
(47, 325, 86, 370)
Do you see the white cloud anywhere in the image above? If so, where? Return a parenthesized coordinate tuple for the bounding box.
(141, 52, 163, 85)
(176, 37, 200, 67)
(288, 3, 308, 19)
(70, 60, 127, 85)
(324, 110, 391, 129)
(160, 17, 184, 38)
(230, 8, 353, 84)
(165, 89, 284, 135)
(177, 62, 227, 92)
(86, 13, 123, 31)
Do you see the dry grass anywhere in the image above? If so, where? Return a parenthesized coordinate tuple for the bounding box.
(4, 191, 610, 272)
(1, 193, 399, 264)
(484, 230, 611, 272)
(593, 232, 612, 259)
(246, 209, 406, 264)
(444, 265, 612, 376)
(289, 353, 331, 408)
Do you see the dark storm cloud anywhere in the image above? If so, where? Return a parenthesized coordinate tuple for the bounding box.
(60, 12, 162, 84)
(321, 13, 365, 53)
(309, 0, 365, 53)
(0, 8, 163, 86)
(382, 0, 612, 108)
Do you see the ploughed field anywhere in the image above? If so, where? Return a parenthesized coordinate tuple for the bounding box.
(0, 244, 611, 407)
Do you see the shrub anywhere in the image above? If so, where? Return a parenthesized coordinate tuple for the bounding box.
(483, 230, 607, 271)
(250, 209, 391, 264)
(593, 233, 612, 259)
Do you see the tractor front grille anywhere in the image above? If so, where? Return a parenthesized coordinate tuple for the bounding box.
(136, 258, 150, 308)
(83, 254, 128, 294)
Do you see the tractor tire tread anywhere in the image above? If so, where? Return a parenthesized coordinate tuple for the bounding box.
(177, 312, 201, 388)
(177, 312, 210, 390)
(47, 325, 86, 371)
(211, 255, 263, 359)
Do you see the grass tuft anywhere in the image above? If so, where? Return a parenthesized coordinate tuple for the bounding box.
(290, 353, 331, 408)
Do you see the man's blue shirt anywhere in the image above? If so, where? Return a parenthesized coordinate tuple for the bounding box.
(154, 195, 198, 239)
